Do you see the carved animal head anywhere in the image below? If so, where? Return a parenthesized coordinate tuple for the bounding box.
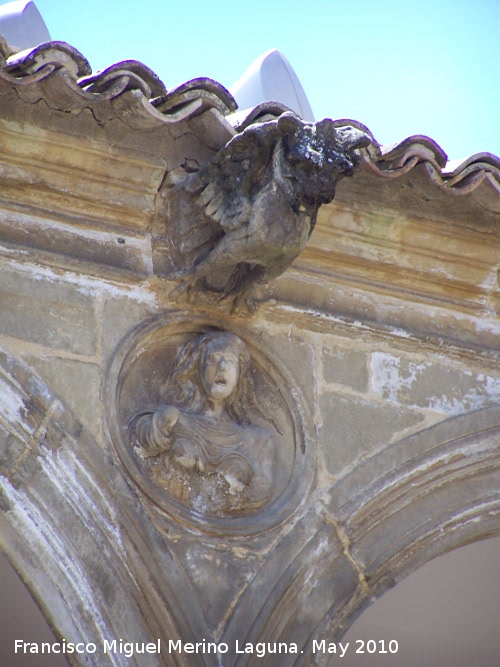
(274, 113, 372, 216)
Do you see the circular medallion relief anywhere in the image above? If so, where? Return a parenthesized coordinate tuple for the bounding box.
(106, 313, 314, 535)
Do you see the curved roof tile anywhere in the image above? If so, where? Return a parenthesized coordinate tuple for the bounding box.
(2, 40, 91, 77)
(79, 60, 167, 98)
(0, 41, 236, 125)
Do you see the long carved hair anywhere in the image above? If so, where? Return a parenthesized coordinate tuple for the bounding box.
(162, 331, 258, 426)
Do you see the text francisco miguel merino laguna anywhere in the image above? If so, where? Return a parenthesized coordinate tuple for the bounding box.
(14, 638, 358, 659)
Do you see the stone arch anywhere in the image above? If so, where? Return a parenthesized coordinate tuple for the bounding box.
(306, 407, 500, 665)
(0, 348, 212, 667)
(331, 404, 500, 604)
(222, 406, 500, 666)
(338, 535, 500, 666)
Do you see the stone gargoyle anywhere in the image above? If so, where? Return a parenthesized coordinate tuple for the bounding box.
(165, 111, 371, 305)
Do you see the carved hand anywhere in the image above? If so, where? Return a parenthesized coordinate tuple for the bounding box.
(155, 405, 180, 436)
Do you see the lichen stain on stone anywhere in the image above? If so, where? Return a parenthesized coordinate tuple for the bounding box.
(0, 376, 33, 436)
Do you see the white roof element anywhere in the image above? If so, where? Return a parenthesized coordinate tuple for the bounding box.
(0, 1, 50, 50)
(230, 49, 315, 122)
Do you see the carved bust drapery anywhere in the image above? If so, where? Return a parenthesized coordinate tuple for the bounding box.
(130, 332, 276, 516)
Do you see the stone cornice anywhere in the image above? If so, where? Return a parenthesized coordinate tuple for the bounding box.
(0, 40, 498, 209)
(272, 197, 500, 351)
(0, 40, 499, 352)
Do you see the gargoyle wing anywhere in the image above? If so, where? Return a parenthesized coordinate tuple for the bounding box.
(188, 115, 296, 232)
(166, 114, 301, 274)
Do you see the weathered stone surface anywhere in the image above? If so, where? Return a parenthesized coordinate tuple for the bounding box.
(254, 322, 318, 413)
(0, 426, 26, 473)
(317, 405, 500, 642)
(22, 356, 101, 440)
(370, 351, 500, 415)
(166, 537, 264, 633)
(0, 118, 165, 225)
(0, 38, 499, 667)
(0, 265, 97, 356)
(0, 205, 155, 276)
(101, 294, 157, 365)
(319, 393, 425, 476)
(130, 331, 279, 517)
(322, 345, 369, 394)
(106, 313, 315, 539)
(164, 114, 370, 306)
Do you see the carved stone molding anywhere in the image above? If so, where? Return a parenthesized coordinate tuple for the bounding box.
(105, 312, 315, 536)
(220, 406, 500, 664)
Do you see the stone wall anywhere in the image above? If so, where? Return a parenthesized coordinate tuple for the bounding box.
(0, 47, 499, 666)
(2, 224, 498, 666)
(2, 244, 498, 484)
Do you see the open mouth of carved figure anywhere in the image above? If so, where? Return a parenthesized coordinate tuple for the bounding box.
(215, 377, 227, 385)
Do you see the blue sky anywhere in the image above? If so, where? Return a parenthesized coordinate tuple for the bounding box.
(33, 0, 500, 160)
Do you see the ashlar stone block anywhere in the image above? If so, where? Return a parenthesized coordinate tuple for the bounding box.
(322, 346, 369, 394)
(370, 351, 500, 415)
(22, 356, 101, 441)
(0, 266, 97, 356)
(319, 393, 425, 476)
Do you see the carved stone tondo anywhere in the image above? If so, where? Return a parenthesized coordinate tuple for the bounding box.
(107, 316, 312, 535)
(131, 331, 276, 514)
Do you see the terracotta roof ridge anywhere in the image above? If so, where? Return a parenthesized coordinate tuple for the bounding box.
(0, 40, 237, 127)
(355, 134, 500, 207)
(152, 78, 237, 117)
(3, 40, 91, 78)
(443, 152, 500, 176)
(0, 39, 498, 207)
(79, 60, 167, 98)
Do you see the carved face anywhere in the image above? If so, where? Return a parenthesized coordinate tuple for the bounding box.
(277, 146, 335, 216)
(276, 119, 371, 215)
(200, 339, 240, 402)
